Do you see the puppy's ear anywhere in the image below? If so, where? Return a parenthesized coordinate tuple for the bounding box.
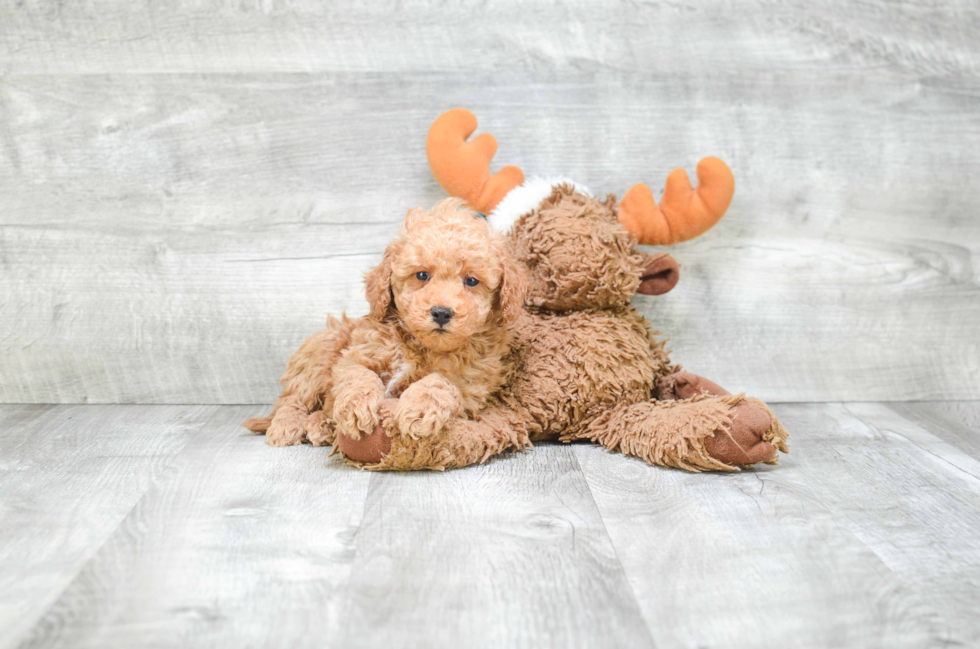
(495, 248, 528, 326)
(364, 247, 396, 321)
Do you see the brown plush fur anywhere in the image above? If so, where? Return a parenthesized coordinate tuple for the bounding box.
(338, 186, 789, 471)
(244, 199, 526, 447)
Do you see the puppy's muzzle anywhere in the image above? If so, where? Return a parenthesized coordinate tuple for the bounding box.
(430, 306, 454, 327)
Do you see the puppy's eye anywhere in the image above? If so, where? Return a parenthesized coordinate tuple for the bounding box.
(464, 277, 480, 287)
(416, 271, 430, 282)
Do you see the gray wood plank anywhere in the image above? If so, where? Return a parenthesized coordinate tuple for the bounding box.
(934, 401, 980, 432)
(2, 68, 979, 403)
(15, 411, 652, 649)
(575, 402, 980, 648)
(6, 401, 980, 647)
(0, 404, 207, 649)
(335, 444, 654, 649)
(889, 401, 980, 461)
(1, 1, 977, 76)
(16, 405, 372, 649)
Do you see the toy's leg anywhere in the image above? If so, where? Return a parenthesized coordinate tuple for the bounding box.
(655, 371, 790, 466)
(656, 371, 729, 401)
(334, 401, 531, 471)
(569, 394, 788, 472)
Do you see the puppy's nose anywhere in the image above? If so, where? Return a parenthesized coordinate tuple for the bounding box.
(430, 306, 454, 326)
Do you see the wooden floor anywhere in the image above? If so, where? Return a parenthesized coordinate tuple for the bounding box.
(2, 402, 979, 649)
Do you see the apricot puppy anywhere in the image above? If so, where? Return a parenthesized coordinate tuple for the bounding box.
(244, 199, 526, 448)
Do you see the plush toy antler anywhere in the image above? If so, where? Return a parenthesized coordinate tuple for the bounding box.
(617, 157, 735, 245)
(426, 108, 525, 215)
(426, 108, 735, 244)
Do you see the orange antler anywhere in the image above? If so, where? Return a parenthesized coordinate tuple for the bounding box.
(617, 157, 735, 245)
(426, 108, 524, 215)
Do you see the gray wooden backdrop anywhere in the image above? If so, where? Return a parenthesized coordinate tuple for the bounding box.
(1, 0, 978, 405)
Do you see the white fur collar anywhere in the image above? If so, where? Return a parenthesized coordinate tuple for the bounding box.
(487, 177, 590, 233)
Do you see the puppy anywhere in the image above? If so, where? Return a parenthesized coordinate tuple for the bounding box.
(243, 199, 526, 448)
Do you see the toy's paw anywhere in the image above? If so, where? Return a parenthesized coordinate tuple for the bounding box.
(394, 376, 462, 439)
(304, 411, 336, 447)
(333, 386, 385, 440)
(334, 399, 396, 464)
(266, 419, 307, 447)
(705, 401, 783, 467)
(662, 372, 731, 400)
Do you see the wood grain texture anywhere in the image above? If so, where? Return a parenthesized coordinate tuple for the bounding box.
(0, 404, 207, 649)
(11, 406, 655, 649)
(15, 405, 373, 649)
(1, 1, 977, 76)
(575, 401, 980, 648)
(1, 1, 979, 403)
(888, 400, 980, 461)
(6, 402, 980, 647)
(335, 444, 654, 649)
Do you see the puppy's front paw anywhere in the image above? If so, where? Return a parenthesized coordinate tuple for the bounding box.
(304, 411, 336, 447)
(394, 376, 462, 439)
(395, 398, 448, 439)
(266, 419, 307, 447)
(333, 388, 385, 440)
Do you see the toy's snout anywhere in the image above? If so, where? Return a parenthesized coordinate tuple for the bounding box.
(637, 253, 680, 296)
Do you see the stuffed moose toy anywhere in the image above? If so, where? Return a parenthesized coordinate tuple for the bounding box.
(319, 108, 790, 471)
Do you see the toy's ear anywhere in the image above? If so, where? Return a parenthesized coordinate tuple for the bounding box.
(364, 247, 396, 321)
(637, 253, 680, 296)
(495, 249, 528, 325)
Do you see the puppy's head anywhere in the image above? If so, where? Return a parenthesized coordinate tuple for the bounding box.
(365, 199, 526, 352)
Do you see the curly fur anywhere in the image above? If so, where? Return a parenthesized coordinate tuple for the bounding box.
(513, 187, 645, 310)
(357, 184, 788, 472)
(244, 199, 527, 447)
